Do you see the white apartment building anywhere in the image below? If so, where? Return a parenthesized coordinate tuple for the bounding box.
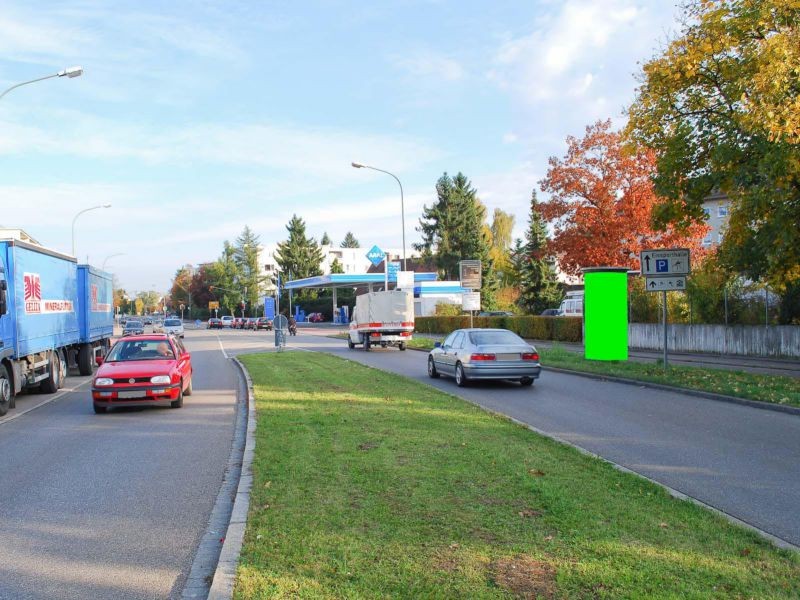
(701, 191, 731, 247)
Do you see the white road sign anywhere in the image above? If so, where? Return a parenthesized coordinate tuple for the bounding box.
(645, 276, 687, 292)
(462, 291, 481, 311)
(640, 248, 691, 276)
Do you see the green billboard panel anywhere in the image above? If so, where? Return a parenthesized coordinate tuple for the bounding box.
(582, 267, 628, 361)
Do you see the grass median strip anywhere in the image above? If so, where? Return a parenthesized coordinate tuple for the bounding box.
(235, 351, 798, 598)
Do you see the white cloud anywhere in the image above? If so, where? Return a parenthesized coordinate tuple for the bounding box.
(502, 132, 518, 144)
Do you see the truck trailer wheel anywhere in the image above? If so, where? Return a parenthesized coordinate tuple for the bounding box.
(78, 344, 94, 376)
(347, 337, 355, 350)
(399, 342, 407, 351)
(364, 336, 371, 352)
(0, 364, 12, 416)
(40, 351, 61, 394)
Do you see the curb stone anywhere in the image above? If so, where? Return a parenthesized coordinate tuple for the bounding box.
(206, 358, 256, 600)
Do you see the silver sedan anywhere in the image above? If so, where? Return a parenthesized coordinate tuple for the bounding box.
(427, 328, 541, 387)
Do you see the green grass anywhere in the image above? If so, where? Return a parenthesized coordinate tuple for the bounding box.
(235, 352, 799, 599)
(379, 336, 799, 408)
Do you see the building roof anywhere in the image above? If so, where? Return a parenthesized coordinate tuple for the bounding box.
(284, 272, 438, 290)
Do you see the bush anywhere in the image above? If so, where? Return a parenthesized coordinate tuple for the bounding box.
(415, 316, 583, 342)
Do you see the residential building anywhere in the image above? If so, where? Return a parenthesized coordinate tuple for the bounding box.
(701, 191, 731, 247)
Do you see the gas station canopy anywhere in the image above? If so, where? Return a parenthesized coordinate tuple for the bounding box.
(283, 272, 438, 290)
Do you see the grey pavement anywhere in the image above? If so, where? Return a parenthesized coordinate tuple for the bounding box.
(0, 329, 238, 600)
(239, 328, 800, 547)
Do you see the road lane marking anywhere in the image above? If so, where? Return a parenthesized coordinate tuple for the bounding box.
(216, 334, 229, 359)
(0, 377, 92, 427)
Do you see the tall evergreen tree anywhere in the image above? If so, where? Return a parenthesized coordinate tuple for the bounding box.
(517, 191, 563, 314)
(234, 226, 264, 313)
(340, 232, 360, 248)
(321, 232, 331, 246)
(330, 257, 344, 274)
(275, 214, 324, 281)
(416, 172, 497, 308)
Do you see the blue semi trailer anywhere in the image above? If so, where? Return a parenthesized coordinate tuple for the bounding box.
(0, 238, 114, 416)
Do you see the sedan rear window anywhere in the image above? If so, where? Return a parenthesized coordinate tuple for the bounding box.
(469, 331, 524, 345)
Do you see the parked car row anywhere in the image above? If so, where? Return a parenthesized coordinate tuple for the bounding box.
(207, 317, 273, 331)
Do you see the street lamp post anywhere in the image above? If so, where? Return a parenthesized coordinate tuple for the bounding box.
(0, 66, 83, 101)
(72, 204, 111, 256)
(351, 162, 407, 271)
(101, 253, 124, 271)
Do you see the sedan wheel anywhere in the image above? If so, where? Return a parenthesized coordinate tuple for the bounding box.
(171, 383, 184, 408)
(455, 363, 468, 387)
(427, 356, 440, 379)
(520, 377, 534, 387)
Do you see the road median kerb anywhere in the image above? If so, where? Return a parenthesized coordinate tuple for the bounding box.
(405, 344, 800, 416)
(206, 358, 257, 600)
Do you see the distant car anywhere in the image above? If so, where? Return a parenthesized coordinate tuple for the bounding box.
(122, 320, 144, 336)
(427, 328, 541, 387)
(232, 317, 244, 329)
(91, 334, 193, 413)
(477, 311, 514, 317)
(221, 316, 234, 328)
(144, 317, 153, 325)
(208, 318, 222, 329)
(540, 308, 562, 317)
(152, 320, 165, 333)
(163, 318, 185, 338)
(256, 317, 273, 331)
(245, 318, 258, 330)
(308, 312, 324, 323)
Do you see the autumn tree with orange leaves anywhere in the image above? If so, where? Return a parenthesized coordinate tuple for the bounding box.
(538, 120, 708, 278)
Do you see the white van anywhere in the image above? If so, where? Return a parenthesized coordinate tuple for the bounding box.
(220, 315, 234, 328)
(559, 295, 583, 317)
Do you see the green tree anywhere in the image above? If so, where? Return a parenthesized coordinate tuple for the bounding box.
(330, 257, 344, 274)
(321, 232, 332, 246)
(235, 226, 264, 315)
(490, 208, 515, 285)
(208, 242, 241, 315)
(170, 265, 193, 313)
(626, 0, 800, 320)
(340, 232, 360, 248)
(416, 172, 497, 308)
(515, 191, 563, 314)
(275, 214, 324, 281)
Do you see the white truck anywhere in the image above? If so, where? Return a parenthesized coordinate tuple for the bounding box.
(347, 290, 414, 351)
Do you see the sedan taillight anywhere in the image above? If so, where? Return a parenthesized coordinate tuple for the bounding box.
(470, 353, 496, 361)
(522, 353, 539, 361)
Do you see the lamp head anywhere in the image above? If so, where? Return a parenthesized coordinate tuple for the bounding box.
(59, 66, 84, 78)
(351, 162, 364, 168)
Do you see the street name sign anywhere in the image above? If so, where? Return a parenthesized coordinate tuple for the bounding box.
(366, 245, 385, 267)
(645, 276, 687, 292)
(459, 260, 482, 290)
(640, 248, 691, 276)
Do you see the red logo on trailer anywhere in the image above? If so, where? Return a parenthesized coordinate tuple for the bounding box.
(90, 283, 111, 312)
(24, 273, 42, 313)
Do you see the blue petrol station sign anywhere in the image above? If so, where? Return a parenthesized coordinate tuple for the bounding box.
(366, 245, 385, 267)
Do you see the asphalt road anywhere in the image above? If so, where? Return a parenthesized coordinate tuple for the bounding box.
(0, 329, 238, 600)
(216, 327, 800, 548)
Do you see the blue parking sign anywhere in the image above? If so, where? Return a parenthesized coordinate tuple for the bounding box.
(656, 259, 669, 273)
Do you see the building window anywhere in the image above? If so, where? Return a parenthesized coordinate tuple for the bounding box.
(718, 203, 728, 217)
(703, 207, 711, 218)
(702, 235, 712, 246)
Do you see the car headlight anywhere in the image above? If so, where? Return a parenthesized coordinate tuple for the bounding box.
(150, 375, 171, 385)
(95, 378, 114, 386)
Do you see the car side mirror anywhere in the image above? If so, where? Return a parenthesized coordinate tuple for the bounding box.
(95, 356, 104, 366)
(434, 341, 442, 348)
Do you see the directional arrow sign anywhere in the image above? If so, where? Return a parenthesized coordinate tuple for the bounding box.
(640, 248, 691, 276)
(645, 276, 687, 292)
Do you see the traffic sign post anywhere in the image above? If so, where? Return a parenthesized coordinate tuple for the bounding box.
(640, 248, 692, 370)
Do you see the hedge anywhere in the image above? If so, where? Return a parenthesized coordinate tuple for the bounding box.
(414, 316, 583, 342)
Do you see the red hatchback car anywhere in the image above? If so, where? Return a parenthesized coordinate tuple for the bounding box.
(91, 334, 193, 413)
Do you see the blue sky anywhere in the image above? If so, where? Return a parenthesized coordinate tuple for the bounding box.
(0, 0, 679, 293)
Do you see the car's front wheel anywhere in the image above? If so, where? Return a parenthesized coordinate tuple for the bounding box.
(455, 363, 468, 387)
(171, 383, 184, 408)
(427, 356, 439, 379)
(93, 403, 107, 414)
(184, 377, 193, 396)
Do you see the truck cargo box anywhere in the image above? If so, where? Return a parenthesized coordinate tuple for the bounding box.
(352, 290, 414, 332)
(0, 239, 80, 358)
(77, 264, 114, 343)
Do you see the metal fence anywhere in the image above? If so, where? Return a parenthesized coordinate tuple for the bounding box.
(628, 324, 800, 358)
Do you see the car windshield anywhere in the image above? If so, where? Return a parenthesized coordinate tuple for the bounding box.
(469, 331, 525, 346)
(164, 319, 181, 326)
(106, 339, 175, 361)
